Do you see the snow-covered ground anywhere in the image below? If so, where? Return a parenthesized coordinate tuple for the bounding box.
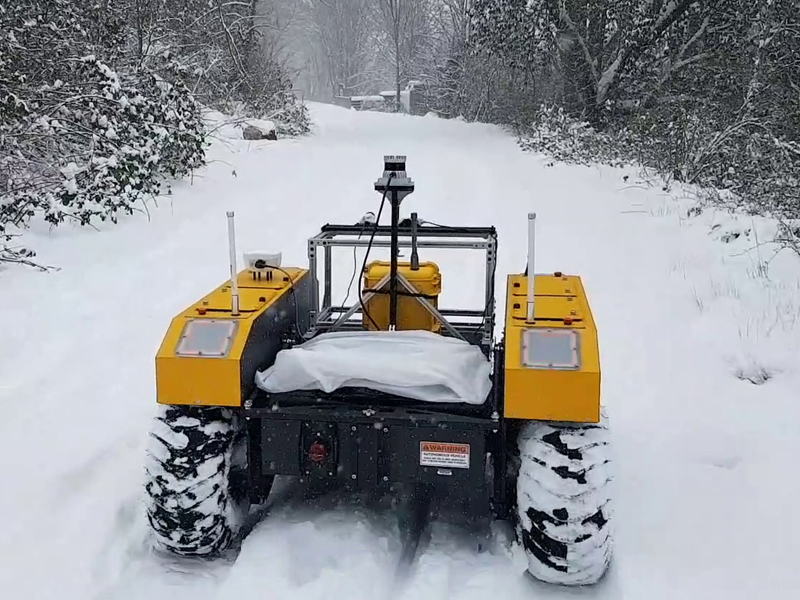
(2, 103, 800, 599)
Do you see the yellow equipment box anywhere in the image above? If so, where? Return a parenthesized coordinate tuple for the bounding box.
(503, 273, 601, 423)
(362, 261, 442, 332)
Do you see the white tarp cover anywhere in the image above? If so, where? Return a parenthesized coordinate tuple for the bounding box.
(255, 330, 492, 405)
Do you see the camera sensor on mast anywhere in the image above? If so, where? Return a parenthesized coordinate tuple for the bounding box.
(375, 155, 414, 197)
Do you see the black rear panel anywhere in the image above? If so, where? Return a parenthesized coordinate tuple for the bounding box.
(244, 344, 508, 516)
(247, 400, 498, 497)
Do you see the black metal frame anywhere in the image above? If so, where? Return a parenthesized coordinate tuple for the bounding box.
(305, 222, 498, 351)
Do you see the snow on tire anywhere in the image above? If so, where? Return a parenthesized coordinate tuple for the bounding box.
(144, 405, 245, 556)
(515, 409, 613, 585)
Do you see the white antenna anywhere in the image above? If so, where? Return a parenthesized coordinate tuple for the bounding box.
(227, 211, 240, 316)
(526, 212, 536, 322)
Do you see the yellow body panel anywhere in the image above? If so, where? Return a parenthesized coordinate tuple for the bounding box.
(509, 295, 584, 322)
(503, 274, 601, 423)
(362, 261, 442, 332)
(508, 274, 582, 297)
(157, 355, 242, 407)
(156, 268, 307, 407)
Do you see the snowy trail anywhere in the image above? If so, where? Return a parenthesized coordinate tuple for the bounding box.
(2, 103, 800, 600)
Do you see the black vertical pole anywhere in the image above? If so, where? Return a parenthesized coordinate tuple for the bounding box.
(389, 189, 400, 329)
(410, 212, 419, 270)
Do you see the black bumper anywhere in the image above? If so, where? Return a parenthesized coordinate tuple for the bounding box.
(245, 402, 499, 492)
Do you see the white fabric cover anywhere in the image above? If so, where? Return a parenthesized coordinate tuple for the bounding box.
(255, 330, 492, 405)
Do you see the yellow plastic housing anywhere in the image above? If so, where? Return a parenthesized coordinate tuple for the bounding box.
(155, 268, 307, 407)
(503, 273, 601, 423)
(362, 260, 442, 332)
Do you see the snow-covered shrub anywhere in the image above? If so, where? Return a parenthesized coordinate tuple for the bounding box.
(518, 102, 800, 236)
(689, 130, 799, 217)
(0, 235, 43, 270)
(214, 91, 310, 138)
(269, 93, 311, 137)
(2, 56, 204, 230)
(621, 102, 800, 220)
(0, 0, 206, 267)
(516, 105, 634, 167)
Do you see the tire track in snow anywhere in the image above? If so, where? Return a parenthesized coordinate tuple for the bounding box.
(93, 483, 402, 600)
(92, 482, 524, 600)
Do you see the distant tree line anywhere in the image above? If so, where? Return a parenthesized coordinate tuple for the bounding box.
(292, 0, 799, 234)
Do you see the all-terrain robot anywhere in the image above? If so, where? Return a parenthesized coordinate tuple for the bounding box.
(144, 156, 613, 585)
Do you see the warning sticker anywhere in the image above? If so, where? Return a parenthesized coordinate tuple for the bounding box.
(420, 441, 470, 469)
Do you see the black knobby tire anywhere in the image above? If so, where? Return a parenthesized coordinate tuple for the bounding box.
(515, 409, 613, 585)
(144, 405, 248, 556)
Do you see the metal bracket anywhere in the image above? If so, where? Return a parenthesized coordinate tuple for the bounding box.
(395, 273, 466, 341)
(327, 271, 465, 341)
(306, 223, 497, 346)
(327, 273, 391, 332)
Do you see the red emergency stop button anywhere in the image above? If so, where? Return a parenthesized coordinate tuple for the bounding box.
(308, 441, 328, 463)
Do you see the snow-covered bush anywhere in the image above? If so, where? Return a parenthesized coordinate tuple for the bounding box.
(1, 0, 311, 268)
(517, 105, 631, 166)
(0, 2, 205, 267)
(518, 103, 800, 228)
(1, 57, 204, 229)
(214, 91, 310, 138)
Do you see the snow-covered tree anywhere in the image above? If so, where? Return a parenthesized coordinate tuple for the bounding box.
(470, 0, 707, 124)
(468, 0, 800, 223)
(121, 0, 308, 132)
(373, 0, 432, 111)
(0, 0, 309, 268)
(296, 0, 374, 99)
